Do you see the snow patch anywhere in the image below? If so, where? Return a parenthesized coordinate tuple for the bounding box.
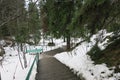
(55, 31, 120, 80)
(55, 43, 120, 80)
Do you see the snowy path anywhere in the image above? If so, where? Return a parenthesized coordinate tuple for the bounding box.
(35, 48, 80, 80)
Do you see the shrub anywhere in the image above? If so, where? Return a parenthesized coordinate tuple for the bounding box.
(87, 44, 102, 60)
(48, 42, 55, 46)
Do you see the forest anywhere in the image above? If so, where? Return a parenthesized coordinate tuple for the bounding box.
(0, 0, 120, 80)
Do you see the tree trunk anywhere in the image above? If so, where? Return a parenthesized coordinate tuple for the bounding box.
(23, 52, 27, 68)
(17, 43, 24, 69)
(51, 37, 54, 44)
(63, 36, 66, 42)
(0, 45, 5, 56)
(66, 37, 70, 50)
(20, 43, 23, 51)
(66, 34, 70, 50)
(23, 45, 27, 68)
(20, 43, 27, 68)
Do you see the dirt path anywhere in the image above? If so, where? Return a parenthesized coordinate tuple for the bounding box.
(35, 48, 80, 80)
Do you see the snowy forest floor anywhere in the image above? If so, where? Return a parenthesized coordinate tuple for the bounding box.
(0, 31, 120, 80)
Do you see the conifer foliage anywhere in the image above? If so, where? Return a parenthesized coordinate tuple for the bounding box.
(40, 0, 120, 48)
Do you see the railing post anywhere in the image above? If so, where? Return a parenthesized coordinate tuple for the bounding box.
(25, 48, 42, 80)
(25, 55, 37, 80)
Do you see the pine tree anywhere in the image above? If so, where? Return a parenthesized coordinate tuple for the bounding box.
(27, 1, 41, 45)
(69, 0, 120, 41)
(41, 0, 75, 50)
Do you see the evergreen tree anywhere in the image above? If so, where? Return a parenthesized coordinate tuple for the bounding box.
(41, 0, 75, 50)
(0, 0, 27, 39)
(28, 1, 41, 45)
(39, 0, 48, 34)
(70, 0, 120, 41)
(0, 0, 17, 38)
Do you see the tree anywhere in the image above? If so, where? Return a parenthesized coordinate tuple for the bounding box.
(41, 0, 75, 50)
(39, 0, 48, 33)
(28, 1, 41, 45)
(69, 0, 120, 41)
(0, 0, 17, 38)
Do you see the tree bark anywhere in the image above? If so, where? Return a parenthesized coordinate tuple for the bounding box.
(23, 44, 27, 68)
(17, 43, 24, 69)
(23, 52, 27, 68)
(0, 45, 5, 56)
(66, 36, 70, 50)
(66, 32, 71, 50)
(20, 43, 23, 51)
(51, 37, 54, 44)
(63, 36, 66, 42)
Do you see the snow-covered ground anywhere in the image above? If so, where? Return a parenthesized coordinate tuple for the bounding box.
(55, 30, 120, 80)
(0, 46, 37, 80)
(1, 30, 120, 80)
(0, 38, 66, 80)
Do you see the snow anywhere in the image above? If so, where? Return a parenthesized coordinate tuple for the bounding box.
(0, 46, 37, 80)
(0, 38, 66, 80)
(0, 40, 6, 46)
(55, 44, 120, 80)
(38, 38, 66, 52)
(1, 31, 120, 80)
(54, 31, 120, 80)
